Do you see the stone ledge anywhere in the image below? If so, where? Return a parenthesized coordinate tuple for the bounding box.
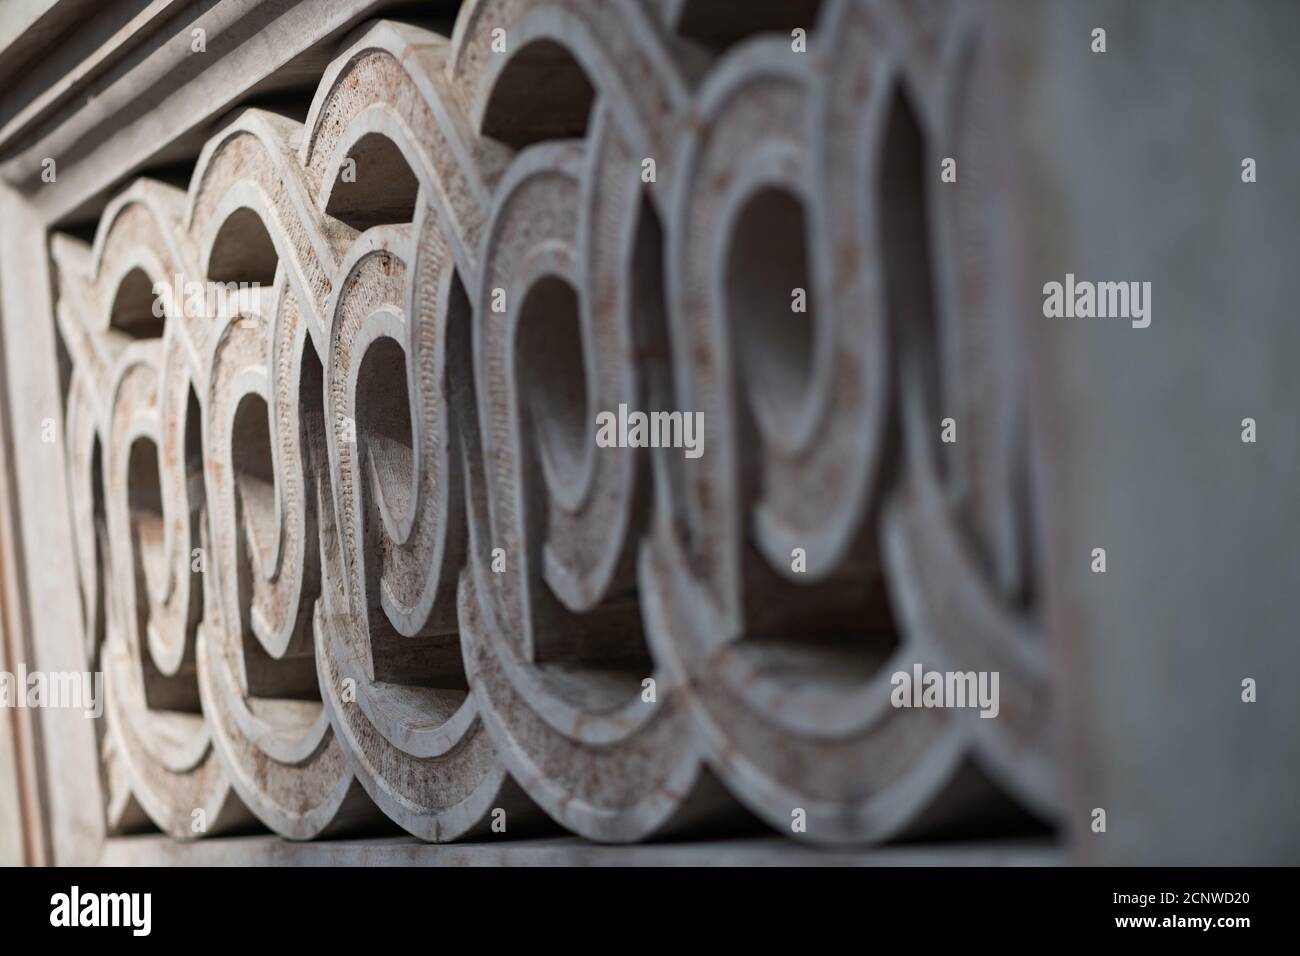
(98, 834, 1061, 867)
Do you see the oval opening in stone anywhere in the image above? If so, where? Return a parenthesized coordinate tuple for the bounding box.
(517, 276, 590, 496)
(356, 335, 414, 532)
(727, 186, 816, 439)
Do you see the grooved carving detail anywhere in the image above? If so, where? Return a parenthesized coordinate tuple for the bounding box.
(51, 0, 1053, 845)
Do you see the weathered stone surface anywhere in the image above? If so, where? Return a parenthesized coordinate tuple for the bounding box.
(39, 0, 1056, 848)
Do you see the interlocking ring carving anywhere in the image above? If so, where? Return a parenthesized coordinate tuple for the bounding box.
(52, 0, 1056, 844)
